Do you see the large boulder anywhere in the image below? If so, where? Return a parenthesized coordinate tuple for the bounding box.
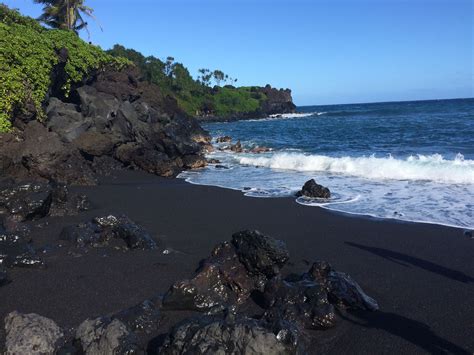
(159, 313, 302, 355)
(60, 214, 158, 250)
(46, 97, 91, 143)
(296, 179, 331, 199)
(163, 230, 289, 312)
(4, 311, 64, 354)
(74, 317, 142, 354)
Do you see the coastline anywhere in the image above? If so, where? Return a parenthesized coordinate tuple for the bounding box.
(1, 170, 472, 353)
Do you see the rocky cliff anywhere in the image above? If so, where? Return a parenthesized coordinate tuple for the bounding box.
(197, 84, 296, 122)
(0, 61, 211, 185)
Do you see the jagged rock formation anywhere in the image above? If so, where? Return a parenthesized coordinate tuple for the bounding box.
(2, 231, 378, 354)
(0, 62, 211, 185)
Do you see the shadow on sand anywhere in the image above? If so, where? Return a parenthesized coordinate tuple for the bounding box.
(342, 310, 470, 354)
(345, 241, 474, 283)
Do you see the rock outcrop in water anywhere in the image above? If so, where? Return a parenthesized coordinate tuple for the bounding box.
(0, 64, 211, 185)
(296, 179, 331, 199)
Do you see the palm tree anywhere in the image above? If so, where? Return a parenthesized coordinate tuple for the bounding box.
(34, 0, 101, 37)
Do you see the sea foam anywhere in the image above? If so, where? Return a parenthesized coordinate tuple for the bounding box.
(239, 152, 474, 184)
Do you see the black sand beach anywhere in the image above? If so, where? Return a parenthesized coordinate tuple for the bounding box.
(1, 170, 473, 354)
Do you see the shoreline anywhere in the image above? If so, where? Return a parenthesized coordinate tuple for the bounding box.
(1, 169, 473, 353)
(180, 173, 474, 231)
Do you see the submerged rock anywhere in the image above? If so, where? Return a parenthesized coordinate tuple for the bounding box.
(74, 317, 142, 354)
(159, 313, 302, 355)
(60, 214, 158, 250)
(163, 230, 289, 312)
(5, 311, 64, 354)
(296, 179, 331, 199)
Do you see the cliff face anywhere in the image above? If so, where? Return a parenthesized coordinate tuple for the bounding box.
(259, 85, 297, 116)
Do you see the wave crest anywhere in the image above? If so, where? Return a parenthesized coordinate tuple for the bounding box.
(238, 153, 474, 184)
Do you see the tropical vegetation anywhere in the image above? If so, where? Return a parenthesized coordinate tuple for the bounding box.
(0, 2, 269, 132)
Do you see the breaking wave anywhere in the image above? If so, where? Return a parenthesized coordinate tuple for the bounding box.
(239, 152, 474, 184)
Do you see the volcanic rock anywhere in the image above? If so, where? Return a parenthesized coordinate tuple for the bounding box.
(307, 261, 379, 311)
(162, 230, 289, 312)
(159, 313, 303, 355)
(59, 214, 158, 250)
(296, 179, 331, 199)
(74, 317, 142, 354)
(0, 229, 44, 269)
(5, 311, 64, 354)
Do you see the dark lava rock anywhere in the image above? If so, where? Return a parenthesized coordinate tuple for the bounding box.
(261, 261, 378, 333)
(0, 121, 97, 185)
(60, 214, 158, 250)
(74, 317, 143, 354)
(1, 66, 211, 184)
(307, 261, 379, 311)
(163, 230, 289, 312)
(5, 311, 65, 354)
(216, 136, 232, 143)
(112, 298, 161, 337)
(0, 182, 90, 223)
(0, 229, 44, 268)
(0, 183, 52, 222)
(262, 277, 338, 331)
(232, 230, 290, 278)
(159, 313, 303, 355)
(296, 179, 331, 199)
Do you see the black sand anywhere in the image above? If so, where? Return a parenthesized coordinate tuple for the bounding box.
(1, 170, 473, 354)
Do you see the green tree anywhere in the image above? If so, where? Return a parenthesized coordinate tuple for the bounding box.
(213, 70, 225, 86)
(34, 0, 100, 37)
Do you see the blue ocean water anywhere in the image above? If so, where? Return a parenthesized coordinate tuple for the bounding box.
(180, 98, 474, 229)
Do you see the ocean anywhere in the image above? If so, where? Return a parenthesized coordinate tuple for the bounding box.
(179, 98, 474, 229)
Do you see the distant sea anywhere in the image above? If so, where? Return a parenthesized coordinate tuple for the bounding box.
(180, 98, 474, 229)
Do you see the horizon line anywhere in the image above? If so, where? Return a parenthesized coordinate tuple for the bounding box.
(297, 96, 474, 108)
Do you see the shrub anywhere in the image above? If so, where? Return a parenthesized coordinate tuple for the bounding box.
(0, 5, 129, 132)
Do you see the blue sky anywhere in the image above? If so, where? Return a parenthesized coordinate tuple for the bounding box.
(3, 0, 473, 105)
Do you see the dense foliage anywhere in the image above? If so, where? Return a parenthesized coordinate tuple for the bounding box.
(107, 45, 267, 117)
(0, 5, 129, 131)
(0, 4, 269, 132)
